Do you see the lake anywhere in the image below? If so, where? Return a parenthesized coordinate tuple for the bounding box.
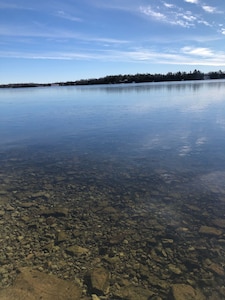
(0, 80, 225, 299)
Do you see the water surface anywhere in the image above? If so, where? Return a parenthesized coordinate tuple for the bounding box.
(0, 81, 225, 299)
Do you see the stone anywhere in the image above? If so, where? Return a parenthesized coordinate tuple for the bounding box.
(207, 263, 225, 277)
(4, 205, 14, 211)
(31, 191, 51, 199)
(114, 284, 154, 300)
(20, 202, 34, 208)
(56, 230, 67, 243)
(91, 294, 101, 300)
(212, 218, 225, 228)
(108, 233, 125, 245)
(0, 210, 5, 217)
(199, 226, 222, 236)
(170, 284, 205, 300)
(43, 242, 55, 252)
(102, 206, 117, 214)
(0, 267, 82, 300)
(65, 245, 89, 256)
(168, 264, 182, 275)
(90, 267, 110, 295)
(40, 207, 69, 218)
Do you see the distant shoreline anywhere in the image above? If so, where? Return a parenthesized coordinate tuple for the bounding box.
(1, 69, 225, 89)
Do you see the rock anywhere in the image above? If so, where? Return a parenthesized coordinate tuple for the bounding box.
(31, 191, 51, 199)
(108, 233, 125, 245)
(212, 218, 225, 228)
(20, 215, 30, 223)
(91, 294, 101, 300)
(162, 239, 174, 245)
(199, 226, 222, 236)
(0, 210, 5, 217)
(207, 263, 225, 277)
(43, 242, 55, 252)
(28, 222, 38, 229)
(40, 207, 69, 218)
(20, 202, 34, 208)
(114, 284, 154, 300)
(0, 267, 82, 300)
(170, 284, 205, 300)
(90, 267, 110, 295)
(102, 206, 117, 214)
(168, 264, 182, 275)
(4, 205, 14, 211)
(56, 230, 68, 243)
(65, 245, 89, 256)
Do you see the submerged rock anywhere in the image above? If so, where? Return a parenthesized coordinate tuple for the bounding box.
(207, 263, 225, 277)
(65, 245, 89, 256)
(170, 284, 205, 300)
(56, 230, 68, 244)
(199, 226, 222, 236)
(89, 267, 110, 295)
(0, 267, 82, 300)
(114, 284, 155, 300)
(40, 207, 69, 218)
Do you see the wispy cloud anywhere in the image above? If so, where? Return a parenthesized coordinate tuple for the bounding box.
(139, 4, 198, 28)
(0, 25, 129, 46)
(0, 2, 33, 10)
(184, 0, 221, 14)
(140, 6, 166, 21)
(55, 10, 82, 22)
(1, 45, 225, 67)
(139, 1, 225, 34)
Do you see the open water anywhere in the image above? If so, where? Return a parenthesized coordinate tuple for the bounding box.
(0, 80, 225, 299)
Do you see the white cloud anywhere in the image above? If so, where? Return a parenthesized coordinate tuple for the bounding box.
(184, 0, 198, 4)
(181, 46, 214, 57)
(182, 14, 196, 22)
(164, 3, 174, 9)
(202, 5, 216, 13)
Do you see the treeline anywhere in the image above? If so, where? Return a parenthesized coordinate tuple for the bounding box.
(61, 69, 225, 86)
(1, 69, 225, 88)
(0, 83, 51, 88)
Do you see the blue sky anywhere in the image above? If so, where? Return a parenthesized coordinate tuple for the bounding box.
(1, 0, 225, 84)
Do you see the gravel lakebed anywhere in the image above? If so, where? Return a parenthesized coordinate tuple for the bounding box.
(0, 148, 225, 299)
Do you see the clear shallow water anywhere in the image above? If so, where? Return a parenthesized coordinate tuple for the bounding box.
(0, 81, 225, 299)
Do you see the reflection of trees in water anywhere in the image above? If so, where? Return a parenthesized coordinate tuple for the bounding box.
(76, 78, 225, 94)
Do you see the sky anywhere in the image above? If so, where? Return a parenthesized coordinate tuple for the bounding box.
(1, 0, 225, 84)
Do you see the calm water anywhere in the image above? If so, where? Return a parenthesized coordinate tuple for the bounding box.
(0, 81, 225, 299)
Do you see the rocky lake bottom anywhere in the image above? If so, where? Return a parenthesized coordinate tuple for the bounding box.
(0, 145, 225, 300)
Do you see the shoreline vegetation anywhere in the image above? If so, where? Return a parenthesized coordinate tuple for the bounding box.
(1, 69, 225, 89)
